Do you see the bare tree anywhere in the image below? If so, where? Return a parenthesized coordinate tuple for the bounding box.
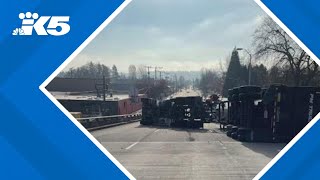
(200, 69, 224, 96)
(218, 56, 230, 74)
(137, 65, 148, 79)
(128, 65, 137, 80)
(253, 17, 318, 86)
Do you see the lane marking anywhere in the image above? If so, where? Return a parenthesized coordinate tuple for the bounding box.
(125, 142, 139, 150)
(124, 129, 160, 150)
(218, 140, 227, 150)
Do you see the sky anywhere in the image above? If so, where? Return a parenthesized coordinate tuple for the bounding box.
(65, 0, 266, 73)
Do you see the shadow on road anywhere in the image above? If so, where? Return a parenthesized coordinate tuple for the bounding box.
(135, 124, 214, 133)
(136, 123, 286, 159)
(240, 142, 286, 159)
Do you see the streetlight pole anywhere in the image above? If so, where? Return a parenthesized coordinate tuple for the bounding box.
(145, 66, 154, 93)
(154, 66, 163, 81)
(237, 48, 252, 85)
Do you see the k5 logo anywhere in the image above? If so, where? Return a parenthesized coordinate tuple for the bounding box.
(12, 12, 70, 36)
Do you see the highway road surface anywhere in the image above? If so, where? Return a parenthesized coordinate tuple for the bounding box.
(171, 88, 202, 98)
(92, 122, 285, 180)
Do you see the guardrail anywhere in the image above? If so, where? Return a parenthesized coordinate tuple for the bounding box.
(77, 113, 142, 131)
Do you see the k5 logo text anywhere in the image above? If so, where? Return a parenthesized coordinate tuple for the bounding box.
(13, 12, 70, 36)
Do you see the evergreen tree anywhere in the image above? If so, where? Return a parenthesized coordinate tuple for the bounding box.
(222, 48, 247, 96)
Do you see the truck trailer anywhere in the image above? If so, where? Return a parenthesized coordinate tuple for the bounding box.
(220, 84, 320, 142)
(141, 96, 206, 128)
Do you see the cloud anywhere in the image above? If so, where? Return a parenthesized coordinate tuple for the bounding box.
(67, 0, 265, 72)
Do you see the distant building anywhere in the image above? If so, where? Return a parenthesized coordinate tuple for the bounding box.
(51, 91, 146, 117)
(46, 77, 134, 93)
(47, 77, 146, 117)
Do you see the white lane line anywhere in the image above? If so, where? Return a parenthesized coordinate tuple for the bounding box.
(218, 140, 227, 150)
(125, 142, 139, 150)
(125, 129, 161, 150)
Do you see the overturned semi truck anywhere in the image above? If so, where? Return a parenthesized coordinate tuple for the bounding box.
(219, 84, 320, 142)
(141, 96, 206, 128)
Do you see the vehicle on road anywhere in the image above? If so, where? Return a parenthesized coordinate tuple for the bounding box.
(219, 84, 320, 142)
(141, 95, 207, 128)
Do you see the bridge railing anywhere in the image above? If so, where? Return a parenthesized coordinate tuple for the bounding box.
(77, 113, 142, 131)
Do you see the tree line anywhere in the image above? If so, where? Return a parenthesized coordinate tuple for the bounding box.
(59, 62, 122, 80)
(59, 63, 184, 99)
(198, 16, 320, 96)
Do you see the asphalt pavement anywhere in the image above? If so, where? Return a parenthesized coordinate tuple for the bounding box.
(171, 88, 202, 98)
(91, 122, 285, 180)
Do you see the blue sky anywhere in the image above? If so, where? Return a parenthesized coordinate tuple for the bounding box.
(66, 0, 265, 72)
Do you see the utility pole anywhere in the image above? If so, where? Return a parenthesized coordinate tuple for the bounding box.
(159, 71, 164, 80)
(145, 66, 154, 92)
(154, 66, 163, 80)
(175, 74, 178, 93)
(103, 75, 106, 101)
(95, 76, 108, 101)
(145, 66, 153, 80)
(248, 53, 252, 85)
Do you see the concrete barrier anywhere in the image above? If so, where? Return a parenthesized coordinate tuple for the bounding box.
(77, 113, 142, 131)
